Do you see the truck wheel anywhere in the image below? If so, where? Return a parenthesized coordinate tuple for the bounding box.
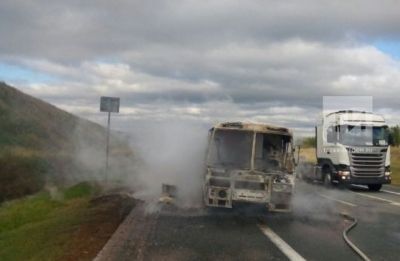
(322, 166, 334, 188)
(368, 184, 382, 191)
(323, 172, 333, 188)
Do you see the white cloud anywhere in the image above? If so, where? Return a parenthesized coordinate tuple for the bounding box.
(7, 39, 397, 137)
(1, 1, 400, 136)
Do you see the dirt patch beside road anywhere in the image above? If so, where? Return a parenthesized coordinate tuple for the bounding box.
(61, 193, 136, 261)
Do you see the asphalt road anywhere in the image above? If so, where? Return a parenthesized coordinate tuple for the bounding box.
(97, 181, 400, 261)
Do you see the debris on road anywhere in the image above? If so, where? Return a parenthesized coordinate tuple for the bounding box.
(159, 184, 177, 204)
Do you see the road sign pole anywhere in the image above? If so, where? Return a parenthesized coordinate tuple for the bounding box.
(105, 111, 111, 181)
(100, 96, 120, 183)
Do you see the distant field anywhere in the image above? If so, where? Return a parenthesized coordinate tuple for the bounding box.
(299, 147, 317, 164)
(391, 147, 400, 185)
(299, 147, 400, 186)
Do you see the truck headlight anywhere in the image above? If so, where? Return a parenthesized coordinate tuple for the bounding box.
(338, 170, 350, 176)
(385, 166, 391, 176)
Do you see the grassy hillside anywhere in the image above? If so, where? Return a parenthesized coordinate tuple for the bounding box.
(299, 147, 400, 185)
(0, 83, 79, 150)
(0, 82, 135, 201)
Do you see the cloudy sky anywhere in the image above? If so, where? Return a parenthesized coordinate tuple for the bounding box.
(1, 0, 400, 136)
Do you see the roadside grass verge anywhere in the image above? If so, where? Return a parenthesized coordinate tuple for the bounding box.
(299, 147, 316, 164)
(299, 147, 400, 186)
(391, 147, 400, 185)
(0, 182, 99, 261)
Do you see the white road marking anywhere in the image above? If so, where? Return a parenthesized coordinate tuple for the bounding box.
(258, 223, 306, 261)
(317, 193, 357, 207)
(354, 192, 400, 206)
(351, 184, 366, 189)
(351, 184, 400, 196)
(382, 190, 400, 196)
(385, 184, 400, 190)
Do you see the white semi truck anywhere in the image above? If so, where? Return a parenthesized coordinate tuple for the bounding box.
(203, 122, 296, 212)
(303, 110, 391, 191)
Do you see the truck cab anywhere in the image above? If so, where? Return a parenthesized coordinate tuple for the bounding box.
(315, 110, 391, 191)
(203, 122, 295, 212)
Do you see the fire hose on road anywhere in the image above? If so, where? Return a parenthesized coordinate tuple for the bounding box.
(340, 213, 371, 261)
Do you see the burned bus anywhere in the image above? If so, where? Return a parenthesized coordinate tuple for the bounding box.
(203, 122, 296, 212)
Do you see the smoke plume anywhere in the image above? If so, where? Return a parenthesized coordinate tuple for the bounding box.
(127, 120, 209, 208)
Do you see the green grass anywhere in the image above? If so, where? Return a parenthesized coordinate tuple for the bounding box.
(299, 146, 400, 186)
(63, 181, 99, 200)
(0, 183, 98, 261)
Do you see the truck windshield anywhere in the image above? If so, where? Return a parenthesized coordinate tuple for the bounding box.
(207, 129, 253, 169)
(338, 125, 389, 146)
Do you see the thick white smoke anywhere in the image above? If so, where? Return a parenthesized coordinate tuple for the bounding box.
(127, 120, 209, 208)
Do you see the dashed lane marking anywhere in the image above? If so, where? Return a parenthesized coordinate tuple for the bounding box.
(352, 184, 400, 197)
(258, 223, 306, 261)
(318, 193, 357, 207)
(354, 192, 400, 206)
(352, 184, 400, 196)
(382, 190, 400, 196)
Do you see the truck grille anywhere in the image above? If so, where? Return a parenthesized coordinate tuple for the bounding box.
(349, 152, 385, 177)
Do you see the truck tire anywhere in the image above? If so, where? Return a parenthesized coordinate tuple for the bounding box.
(323, 173, 333, 188)
(367, 184, 382, 191)
(322, 166, 334, 188)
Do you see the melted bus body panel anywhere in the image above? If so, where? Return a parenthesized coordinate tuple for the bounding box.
(204, 122, 295, 212)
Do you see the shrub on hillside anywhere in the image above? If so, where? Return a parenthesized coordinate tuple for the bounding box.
(0, 152, 48, 202)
